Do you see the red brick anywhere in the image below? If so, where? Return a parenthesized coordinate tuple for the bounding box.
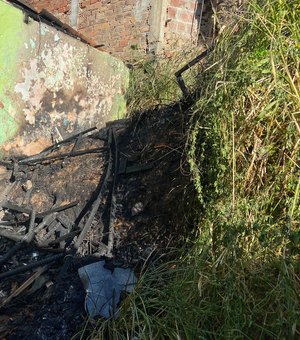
(178, 10, 193, 23)
(170, 0, 186, 7)
(189, 1, 197, 11)
(166, 20, 177, 32)
(80, 1, 90, 9)
(99, 22, 110, 30)
(177, 21, 186, 33)
(140, 25, 150, 33)
(119, 37, 130, 48)
(167, 6, 177, 19)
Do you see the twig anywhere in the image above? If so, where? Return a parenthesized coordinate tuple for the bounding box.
(35, 213, 58, 233)
(0, 265, 48, 308)
(73, 129, 113, 253)
(0, 229, 25, 242)
(24, 209, 36, 243)
(19, 147, 105, 165)
(0, 209, 36, 243)
(107, 129, 118, 256)
(0, 253, 64, 280)
(42, 127, 97, 153)
(0, 201, 78, 220)
(57, 130, 112, 278)
(17, 126, 98, 164)
(36, 201, 78, 219)
(0, 202, 31, 215)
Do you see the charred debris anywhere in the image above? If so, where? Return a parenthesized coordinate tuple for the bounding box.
(0, 105, 189, 338)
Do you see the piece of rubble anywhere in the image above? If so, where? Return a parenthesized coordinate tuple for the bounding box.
(131, 202, 144, 216)
(22, 180, 33, 192)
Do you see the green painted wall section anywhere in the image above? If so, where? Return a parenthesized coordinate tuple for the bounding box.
(0, 0, 129, 158)
(0, 2, 25, 148)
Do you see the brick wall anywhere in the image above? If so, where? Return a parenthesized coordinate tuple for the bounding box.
(25, 0, 215, 60)
(164, 0, 214, 52)
(78, 0, 151, 60)
(26, 0, 70, 23)
(164, 0, 197, 52)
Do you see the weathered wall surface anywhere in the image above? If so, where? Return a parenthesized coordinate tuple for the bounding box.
(26, 0, 215, 60)
(0, 0, 129, 158)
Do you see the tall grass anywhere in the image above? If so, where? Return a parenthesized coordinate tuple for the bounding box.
(90, 1, 300, 338)
(126, 47, 206, 115)
(189, 0, 300, 261)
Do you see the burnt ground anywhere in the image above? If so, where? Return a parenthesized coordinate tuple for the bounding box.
(0, 104, 191, 339)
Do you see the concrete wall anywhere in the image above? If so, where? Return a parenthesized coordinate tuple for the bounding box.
(0, 0, 129, 158)
(26, 0, 215, 60)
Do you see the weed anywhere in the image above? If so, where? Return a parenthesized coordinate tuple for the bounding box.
(126, 47, 206, 116)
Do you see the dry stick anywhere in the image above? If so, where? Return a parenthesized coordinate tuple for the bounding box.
(0, 221, 15, 226)
(0, 265, 48, 308)
(42, 127, 97, 153)
(0, 202, 31, 215)
(24, 209, 36, 243)
(73, 129, 113, 253)
(0, 253, 64, 280)
(0, 201, 78, 220)
(107, 129, 118, 256)
(0, 229, 24, 242)
(36, 201, 79, 219)
(35, 213, 58, 233)
(23, 169, 39, 206)
(19, 147, 106, 166)
(17, 126, 97, 164)
(0, 209, 35, 242)
(42, 222, 61, 241)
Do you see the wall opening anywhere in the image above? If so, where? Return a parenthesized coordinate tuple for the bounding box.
(195, 0, 215, 46)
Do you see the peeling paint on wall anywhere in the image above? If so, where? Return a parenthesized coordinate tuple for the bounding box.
(0, 0, 129, 158)
(0, 2, 24, 149)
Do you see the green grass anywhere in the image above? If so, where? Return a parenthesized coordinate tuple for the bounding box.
(126, 47, 205, 115)
(90, 0, 300, 338)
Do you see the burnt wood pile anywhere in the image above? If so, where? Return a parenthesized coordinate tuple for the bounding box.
(0, 120, 130, 338)
(0, 106, 188, 339)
